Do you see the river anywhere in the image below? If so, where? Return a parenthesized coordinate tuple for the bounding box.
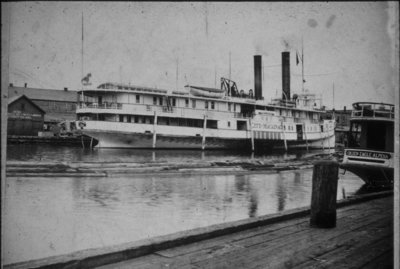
(3, 145, 366, 265)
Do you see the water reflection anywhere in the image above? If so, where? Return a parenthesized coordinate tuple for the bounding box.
(276, 174, 287, 212)
(248, 190, 258, 218)
(233, 175, 259, 218)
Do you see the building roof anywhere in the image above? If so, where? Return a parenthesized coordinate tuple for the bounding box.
(44, 112, 76, 122)
(8, 94, 46, 114)
(8, 86, 78, 102)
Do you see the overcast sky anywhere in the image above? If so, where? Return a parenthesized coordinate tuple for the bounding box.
(7, 2, 398, 109)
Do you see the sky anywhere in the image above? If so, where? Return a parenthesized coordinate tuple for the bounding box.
(6, 1, 398, 109)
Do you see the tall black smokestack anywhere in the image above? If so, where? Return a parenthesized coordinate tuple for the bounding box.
(281, 51, 290, 100)
(254, 55, 262, 100)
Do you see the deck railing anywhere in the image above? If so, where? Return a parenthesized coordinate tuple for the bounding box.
(78, 102, 123, 110)
(351, 103, 394, 119)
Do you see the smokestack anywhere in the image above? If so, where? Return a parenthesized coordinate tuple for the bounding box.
(281, 51, 290, 100)
(254, 55, 262, 100)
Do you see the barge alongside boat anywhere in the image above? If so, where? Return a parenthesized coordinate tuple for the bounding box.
(76, 52, 335, 151)
(341, 102, 395, 186)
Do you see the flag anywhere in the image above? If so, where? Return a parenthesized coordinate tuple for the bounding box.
(81, 73, 92, 86)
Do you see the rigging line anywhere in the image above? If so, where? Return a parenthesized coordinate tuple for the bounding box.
(292, 72, 338, 77)
(11, 69, 58, 89)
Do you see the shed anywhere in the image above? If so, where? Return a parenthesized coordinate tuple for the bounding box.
(8, 95, 45, 136)
(8, 85, 78, 123)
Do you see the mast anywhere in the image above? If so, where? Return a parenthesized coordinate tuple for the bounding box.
(332, 82, 335, 110)
(119, 65, 122, 84)
(214, 66, 217, 88)
(229, 51, 231, 81)
(81, 13, 84, 87)
(81, 12, 84, 101)
(176, 57, 179, 91)
(301, 37, 305, 93)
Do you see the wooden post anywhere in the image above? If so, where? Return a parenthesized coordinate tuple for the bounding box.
(304, 123, 309, 151)
(202, 114, 207, 150)
(249, 119, 254, 152)
(310, 160, 339, 228)
(81, 135, 85, 149)
(281, 122, 287, 151)
(153, 111, 157, 148)
(327, 126, 332, 149)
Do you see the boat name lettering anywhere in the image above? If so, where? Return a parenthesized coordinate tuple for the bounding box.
(346, 150, 391, 159)
(252, 123, 282, 130)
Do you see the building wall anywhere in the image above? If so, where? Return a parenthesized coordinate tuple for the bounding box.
(33, 100, 76, 113)
(8, 97, 44, 136)
(8, 117, 43, 136)
(8, 86, 78, 122)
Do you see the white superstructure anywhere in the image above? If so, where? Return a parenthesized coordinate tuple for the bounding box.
(341, 102, 394, 186)
(76, 80, 335, 150)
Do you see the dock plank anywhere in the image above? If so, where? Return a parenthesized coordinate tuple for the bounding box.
(97, 196, 393, 269)
(155, 203, 378, 261)
(190, 218, 389, 269)
(190, 204, 390, 268)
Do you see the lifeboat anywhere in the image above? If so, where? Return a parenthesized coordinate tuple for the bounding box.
(185, 85, 225, 98)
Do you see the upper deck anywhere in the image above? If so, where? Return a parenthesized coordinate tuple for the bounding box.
(78, 82, 326, 114)
(351, 102, 394, 121)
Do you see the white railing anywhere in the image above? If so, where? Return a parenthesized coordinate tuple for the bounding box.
(78, 102, 122, 110)
(351, 103, 394, 119)
(78, 102, 252, 120)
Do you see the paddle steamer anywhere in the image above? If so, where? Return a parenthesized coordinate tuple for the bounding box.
(76, 52, 335, 150)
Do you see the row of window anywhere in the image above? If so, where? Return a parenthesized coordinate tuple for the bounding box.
(84, 114, 246, 130)
(95, 93, 318, 120)
(150, 96, 224, 111)
(108, 115, 224, 129)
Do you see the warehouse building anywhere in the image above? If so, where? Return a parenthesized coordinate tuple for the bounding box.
(8, 94, 45, 136)
(8, 84, 78, 129)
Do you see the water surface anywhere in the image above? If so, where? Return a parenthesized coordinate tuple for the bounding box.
(7, 144, 334, 163)
(3, 169, 365, 264)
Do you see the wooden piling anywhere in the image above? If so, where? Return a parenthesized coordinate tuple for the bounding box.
(249, 118, 254, 152)
(202, 114, 207, 150)
(310, 160, 339, 228)
(81, 135, 85, 149)
(304, 124, 309, 151)
(281, 122, 287, 151)
(152, 111, 157, 148)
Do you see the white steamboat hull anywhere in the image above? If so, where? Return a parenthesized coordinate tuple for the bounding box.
(80, 121, 335, 150)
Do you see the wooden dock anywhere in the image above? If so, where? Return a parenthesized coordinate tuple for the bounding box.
(97, 195, 393, 269)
